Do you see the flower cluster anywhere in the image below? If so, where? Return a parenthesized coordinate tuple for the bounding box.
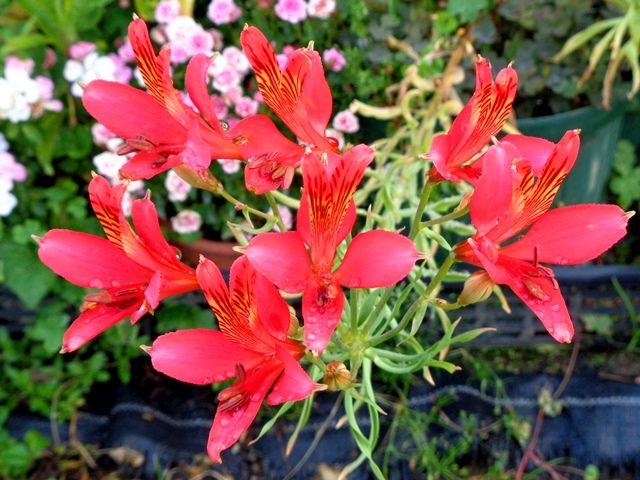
(37, 18, 630, 467)
(64, 42, 132, 97)
(274, 0, 336, 23)
(0, 133, 27, 217)
(0, 56, 62, 122)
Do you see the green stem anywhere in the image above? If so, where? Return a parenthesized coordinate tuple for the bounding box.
(365, 297, 425, 348)
(424, 254, 455, 299)
(350, 289, 360, 334)
(420, 205, 469, 228)
(409, 181, 433, 239)
(270, 190, 300, 209)
(265, 192, 287, 232)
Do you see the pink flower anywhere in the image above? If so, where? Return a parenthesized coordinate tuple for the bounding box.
(332, 110, 359, 133)
(307, 0, 335, 18)
(234, 96, 259, 118)
(212, 64, 241, 92)
(5, 56, 34, 76)
(93, 151, 127, 179)
(91, 123, 116, 146)
(108, 54, 133, 84)
(222, 46, 250, 75)
(68, 41, 96, 60)
(207, 0, 242, 25)
(323, 47, 345, 72)
(274, 0, 308, 23)
(155, 0, 180, 23)
(165, 170, 192, 202)
(0, 151, 27, 186)
(217, 158, 241, 174)
(187, 31, 214, 57)
(117, 39, 136, 62)
(211, 95, 229, 119)
(171, 210, 202, 234)
(222, 85, 243, 104)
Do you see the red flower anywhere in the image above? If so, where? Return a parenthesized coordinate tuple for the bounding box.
(425, 57, 518, 183)
(240, 26, 340, 155)
(244, 145, 420, 352)
(83, 19, 301, 193)
(148, 256, 321, 462)
(37, 175, 199, 352)
(454, 131, 631, 342)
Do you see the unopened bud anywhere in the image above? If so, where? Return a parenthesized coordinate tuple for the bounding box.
(323, 361, 352, 391)
(458, 271, 494, 306)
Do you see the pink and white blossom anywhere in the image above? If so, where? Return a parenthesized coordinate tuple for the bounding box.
(323, 47, 346, 72)
(307, 0, 335, 18)
(274, 0, 308, 23)
(234, 96, 259, 118)
(171, 210, 203, 234)
(207, 0, 242, 25)
(332, 109, 360, 133)
(155, 0, 181, 24)
(217, 158, 241, 174)
(165, 170, 193, 202)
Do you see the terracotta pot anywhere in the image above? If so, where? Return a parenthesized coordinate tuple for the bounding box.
(176, 238, 241, 271)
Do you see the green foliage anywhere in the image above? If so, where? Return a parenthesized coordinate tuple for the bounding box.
(609, 139, 640, 209)
(0, 429, 50, 478)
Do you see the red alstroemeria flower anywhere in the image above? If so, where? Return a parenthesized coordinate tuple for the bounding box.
(454, 131, 631, 343)
(148, 256, 322, 462)
(244, 145, 420, 352)
(240, 26, 340, 156)
(424, 57, 518, 183)
(83, 19, 301, 193)
(37, 175, 199, 352)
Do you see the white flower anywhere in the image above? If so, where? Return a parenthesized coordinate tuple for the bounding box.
(217, 158, 241, 174)
(308, 0, 335, 18)
(0, 190, 18, 217)
(207, 0, 242, 25)
(93, 151, 127, 179)
(165, 170, 192, 202)
(171, 210, 202, 234)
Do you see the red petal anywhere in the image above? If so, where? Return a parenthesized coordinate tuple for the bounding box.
(470, 141, 518, 236)
(185, 53, 220, 130)
(119, 149, 182, 180)
(149, 329, 263, 385)
(426, 58, 517, 181)
(335, 231, 418, 288)
(38, 230, 150, 289)
(297, 195, 356, 249)
(62, 302, 138, 352)
(254, 271, 292, 342)
(302, 279, 344, 353)
(131, 199, 184, 269)
(88, 175, 129, 248)
(501, 134, 555, 176)
(128, 18, 190, 125)
(207, 360, 282, 462)
(501, 204, 630, 265)
(82, 80, 185, 144)
(267, 344, 318, 405)
(302, 145, 372, 267)
(470, 239, 574, 343)
(244, 231, 312, 293)
(240, 26, 334, 150)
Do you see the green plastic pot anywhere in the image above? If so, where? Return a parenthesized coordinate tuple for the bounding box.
(517, 104, 627, 205)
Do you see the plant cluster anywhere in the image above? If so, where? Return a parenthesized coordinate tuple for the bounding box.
(28, 10, 633, 476)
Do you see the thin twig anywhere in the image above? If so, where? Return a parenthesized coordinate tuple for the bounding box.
(283, 392, 344, 480)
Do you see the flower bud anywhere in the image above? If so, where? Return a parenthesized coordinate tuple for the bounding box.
(323, 361, 352, 391)
(458, 271, 494, 306)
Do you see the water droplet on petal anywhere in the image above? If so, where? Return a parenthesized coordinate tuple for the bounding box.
(251, 393, 260, 401)
(307, 333, 316, 341)
(89, 279, 104, 289)
(220, 418, 230, 427)
(550, 304, 560, 312)
(214, 374, 225, 382)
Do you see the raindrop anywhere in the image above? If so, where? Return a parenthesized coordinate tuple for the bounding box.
(203, 376, 213, 384)
(226, 369, 234, 378)
(214, 374, 225, 382)
(90, 279, 104, 289)
(550, 304, 560, 312)
(220, 418, 230, 427)
(270, 394, 282, 403)
(307, 333, 316, 341)
(251, 393, 260, 401)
